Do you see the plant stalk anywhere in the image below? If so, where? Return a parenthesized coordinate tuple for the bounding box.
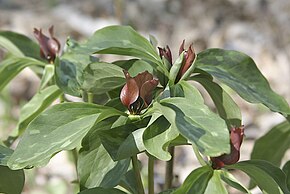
(131, 155, 145, 194)
(148, 154, 154, 194)
(164, 146, 175, 190)
(87, 92, 94, 103)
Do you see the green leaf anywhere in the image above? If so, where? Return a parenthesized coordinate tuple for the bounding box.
(79, 25, 165, 73)
(220, 171, 251, 194)
(195, 48, 290, 115)
(117, 127, 146, 160)
(143, 116, 179, 161)
(157, 97, 230, 157)
(99, 118, 149, 161)
(8, 102, 125, 169)
(0, 145, 13, 166)
(78, 187, 127, 194)
(55, 58, 83, 96)
(119, 169, 139, 194)
(82, 62, 125, 95)
(204, 170, 227, 194)
(251, 121, 290, 167)
(193, 75, 242, 127)
(78, 137, 130, 189)
(173, 166, 213, 194)
(169, 52, 184, 84)
(0, 166, 25, 194)
(282, 161, 290, 191)
(0, 31, 41, 59)
(226, 160, 290, 194)
(0, 55, 46, 91)
(15, 85, 62, 136)
(114, 59, 154, 77)
(39, 64, 55, 90)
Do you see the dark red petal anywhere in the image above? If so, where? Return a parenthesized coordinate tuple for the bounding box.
(34, 28, 51, 60)
(211, 126, 244, 169)
(179, 39, 185, 55)
(230, 126, 244, 151)
(158, 47, 165, 58)
(179, 44, 195, 77)
(165, 45, 172, 65)
(140, 79, 159, 107)
(134, 71, 153, 89)
(120, 71, 139, 108)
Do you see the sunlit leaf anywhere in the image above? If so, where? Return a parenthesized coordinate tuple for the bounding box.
(15, 85, 62, 136)
(156, 97, 230, 157)
(204, 170, 227, 194)
(195, 49, 290, 115)
(0, 55, 45, 91)
(192, 75, 241, 127)
(173, 166, 213, 194)
(8, 103, 125, 169)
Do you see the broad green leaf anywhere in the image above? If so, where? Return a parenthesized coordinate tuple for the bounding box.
(143, 116, 179, 161)
(39, 64, 55, 90)
(0, 145, 13, 166)
(55, 58, 83, 96)
(99, 118, 149, 161)
(227, 160, 290, 194)
(193, 75, 242, 127)
(0, 55, 46, 91)
(282, 161, 290, 191)
(169, 52, 184, 85)
(0, 166, 25, 194)
(82, 62, 125, 95)
(15, 85, 62, 136)
(8, 102, 125, 169)
(78, 187, 127, 194)
(0, 31, 41, 59)
(117, 127, 146, 160)
(220, 171, 251, 194)
(204, 170, 227, 194)
(119, 170, 139, 194)
(114, 59, 154, 77)
(78, 137, 130, 189)
(79, 25, 166, 74)
(251, 121, 290, 167)
(157, 97, 230, 157)
(173, 166, 213, 194)
(195, 48, 290, 115)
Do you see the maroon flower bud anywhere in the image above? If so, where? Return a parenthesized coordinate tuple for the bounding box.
(211, 126, 245, 169)
(158, 45, 173, 65)
(176, 40, 195, 83)
(120, 70, 159, 115)
(33, 26, 61, 63)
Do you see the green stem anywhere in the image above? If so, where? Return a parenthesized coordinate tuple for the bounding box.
(59, 93, 65, 103)
(87, 92, 94, 103)
(71, 148, 79, 178)
(131, 155, 145, 194)
(164, 146, 175, 190)
(148, 154, 154, 194)
(192, 144, 207, 166)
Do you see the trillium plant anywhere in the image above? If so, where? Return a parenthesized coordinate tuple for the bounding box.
(0, 25, 290, 194)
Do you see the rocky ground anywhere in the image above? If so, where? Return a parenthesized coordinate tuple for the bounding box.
(0, 0, 289, 193)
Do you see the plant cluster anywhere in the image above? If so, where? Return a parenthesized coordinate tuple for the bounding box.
(0, 25, 289, 194)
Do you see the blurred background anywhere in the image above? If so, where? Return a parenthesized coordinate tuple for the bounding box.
(0, 0, 289, 193)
